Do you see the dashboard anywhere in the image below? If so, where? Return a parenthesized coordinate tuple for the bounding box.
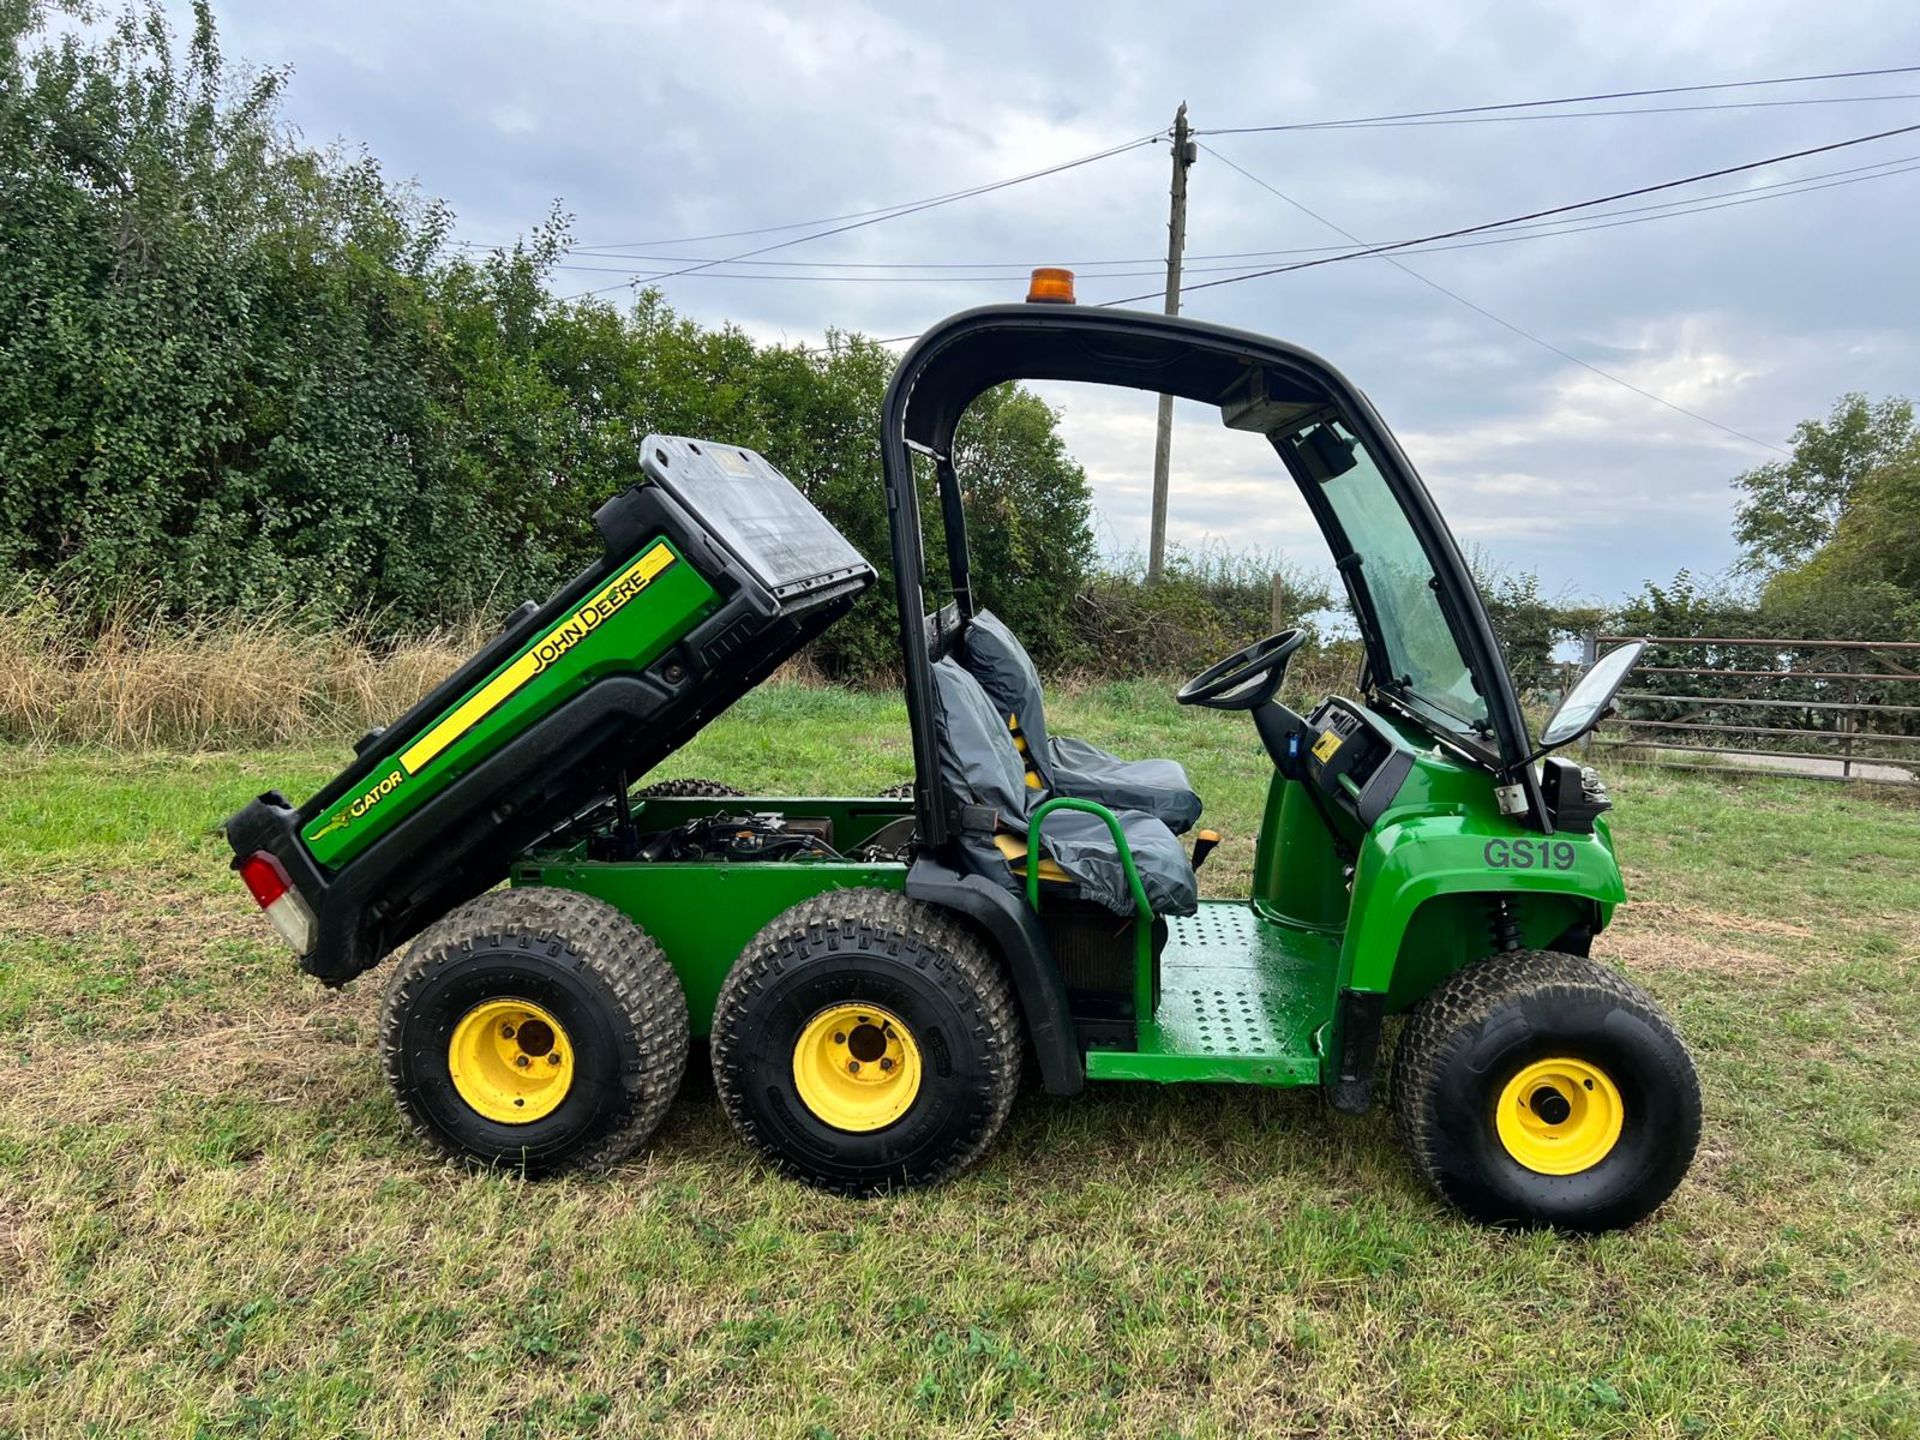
(1303, 699, 1416, 830)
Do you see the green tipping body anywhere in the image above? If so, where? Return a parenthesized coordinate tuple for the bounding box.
(303, 540, 721, 867)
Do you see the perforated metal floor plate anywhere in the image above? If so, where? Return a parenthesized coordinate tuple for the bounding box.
(1084, 902, 1340, 1085)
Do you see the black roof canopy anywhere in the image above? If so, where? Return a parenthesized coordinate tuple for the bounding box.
(896, 305, 1335, 453)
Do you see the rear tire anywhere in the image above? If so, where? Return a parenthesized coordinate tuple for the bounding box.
(711, 889, 1020, 1195)
(634, 778, 743, 798)
(1391, 949, 1699, 1232)
(380, 889, 688, 1176)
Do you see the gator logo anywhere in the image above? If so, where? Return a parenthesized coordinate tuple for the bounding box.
(350, 768, 406, 818)
(310, 768, 406, 841)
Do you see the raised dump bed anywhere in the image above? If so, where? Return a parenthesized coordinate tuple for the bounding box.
(226, 436, 873, 984)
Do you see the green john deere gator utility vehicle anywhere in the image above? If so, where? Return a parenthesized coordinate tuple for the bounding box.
(227, 284, 1700, 1232)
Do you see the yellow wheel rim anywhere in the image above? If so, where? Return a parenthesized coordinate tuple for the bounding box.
(1495, 1056, 1624, 1175)
(791, 1003, 922, 1133)
(448, 999, 575, 1124)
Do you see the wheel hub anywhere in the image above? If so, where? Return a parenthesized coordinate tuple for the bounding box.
(1529, 1086, 1573, 1126)
(448, 998, 575, 1124)
(1494, 1056, 1623, 1175)
(791, 1003, 922, 1133)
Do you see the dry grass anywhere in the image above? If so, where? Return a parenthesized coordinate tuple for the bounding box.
(0, 586, 479, 749)
(0, 594, 1338, 754)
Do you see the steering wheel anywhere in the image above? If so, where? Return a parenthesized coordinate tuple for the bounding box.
(1177, 629, 1309, 711)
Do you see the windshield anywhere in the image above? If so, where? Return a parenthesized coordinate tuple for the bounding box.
(1287, 420, 1488, 734)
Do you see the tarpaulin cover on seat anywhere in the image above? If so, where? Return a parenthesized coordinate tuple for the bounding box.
(930, 659, 1197, 918)
(959, 609, 1203, 834)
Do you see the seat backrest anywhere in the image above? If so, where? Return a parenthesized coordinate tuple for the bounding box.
(929, 658, 1035, 829)
(959, 609, 1054, 787)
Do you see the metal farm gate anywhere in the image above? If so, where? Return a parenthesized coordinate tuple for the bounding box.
(1586, 635, 1920, 787)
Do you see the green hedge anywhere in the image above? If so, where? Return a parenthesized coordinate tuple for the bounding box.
(0, 2, 1096, 681)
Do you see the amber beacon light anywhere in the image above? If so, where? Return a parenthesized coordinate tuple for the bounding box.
(1026, 267, 1076, 304)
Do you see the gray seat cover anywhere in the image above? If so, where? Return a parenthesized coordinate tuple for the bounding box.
(930, 655, 1031, 823)
(930, 661, 1197, 918)
(959, 609, 1203, 834)
(1049, 740, 1203, 835)
(958, 609, 1060, 770)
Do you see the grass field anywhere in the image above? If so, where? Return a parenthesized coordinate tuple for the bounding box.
(3, 679, 1918, 1438)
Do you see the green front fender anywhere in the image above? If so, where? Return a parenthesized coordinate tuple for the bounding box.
(1338, 813, 1626, 999)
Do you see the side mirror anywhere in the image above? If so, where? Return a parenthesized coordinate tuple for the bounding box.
(1537, 640, 1647, 753)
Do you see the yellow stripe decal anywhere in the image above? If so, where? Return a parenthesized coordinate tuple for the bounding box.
(399, 543, 677, 776)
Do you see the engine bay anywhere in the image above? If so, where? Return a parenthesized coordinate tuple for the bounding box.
(575, 800, 918, 867)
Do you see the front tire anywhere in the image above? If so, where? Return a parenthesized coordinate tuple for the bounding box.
(711, 890, 1020, 1195)
(380, 889, 688, 1176)
(1391, 949, 1700, 1232)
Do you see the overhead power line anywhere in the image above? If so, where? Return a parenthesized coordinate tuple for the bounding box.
(566, 134, 1155, 300)
(1104, 120, 1920, 305)
(559, 134, 1158, 252)
(1201, 63, 1920, 135)
(535, 150, 1920, 281)
(586, 148, 1920, 350)
(1200, 92, 1920, 133)
(501, 65, 1920, 277)
(798, 332, 920, 356)
(1197, 141, 1787, 455)
(549, 134, 1158, 293)
(548, 150, 1920, 309)
(513, 67, 1920, 258)
(1341, 154, 1920, 261)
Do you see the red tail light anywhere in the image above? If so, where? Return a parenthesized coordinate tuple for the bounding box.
(239, 853, 290, 907)
(237, 851, 315, 956)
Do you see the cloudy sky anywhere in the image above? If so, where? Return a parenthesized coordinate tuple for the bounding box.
(182, 1, 1920, 602)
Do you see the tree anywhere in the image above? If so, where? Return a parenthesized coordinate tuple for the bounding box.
(1463, 552, 1602, 698)
(1811, 437, 1920, 597)
(1731, 394, 1915, 574)
(1764, 436, 1920, 637)
(0, 0, 462, 617)
(952, 384, 1096, 666)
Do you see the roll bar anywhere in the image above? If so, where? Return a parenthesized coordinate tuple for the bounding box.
(877, 304, 1545, 845)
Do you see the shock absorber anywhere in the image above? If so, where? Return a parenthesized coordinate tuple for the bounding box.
(1488, 895, 1523, 953)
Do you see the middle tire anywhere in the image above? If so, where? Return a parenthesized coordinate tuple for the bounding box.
(711, 889, 1020, 1194)
(633, 777, 744, 798)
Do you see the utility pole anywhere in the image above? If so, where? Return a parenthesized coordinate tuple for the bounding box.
(1146, 101, 1194, 585)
